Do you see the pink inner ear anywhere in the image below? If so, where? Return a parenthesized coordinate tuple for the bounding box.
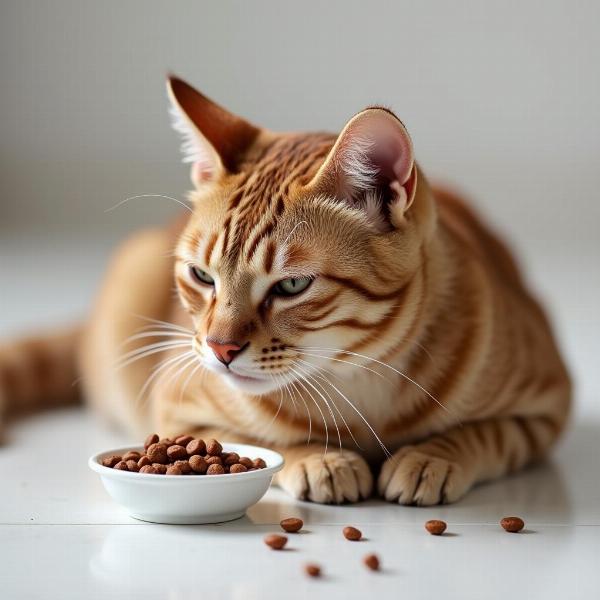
(369, 120, 413, 186)
(191, 158, 217, 184)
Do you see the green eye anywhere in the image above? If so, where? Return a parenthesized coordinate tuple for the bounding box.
(190, 265, 215, 285)
(272, 276, 313, 297)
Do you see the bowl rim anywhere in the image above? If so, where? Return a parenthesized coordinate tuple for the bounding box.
(88, 442, 284, 483)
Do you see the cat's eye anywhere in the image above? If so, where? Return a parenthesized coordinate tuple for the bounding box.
(190, 265, 215, 286)
(271, 276, 313, 297)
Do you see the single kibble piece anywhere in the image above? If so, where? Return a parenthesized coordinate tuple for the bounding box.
(113, 461, 129, 471)
(239, 457, 253, 468)
(102, 455, 121, 468)
(175, 434, 194, 447)
(304, 564, 321, 578)
(206, 439, 223, 456)
(500, 517, 525, 533)
(207, 463, 225, 475)
(206, 456, 223, 466)
(186, 439, 206, 456)
(152, 463, 167, 474)
(144, 433, 159, 450)
(363, 554, 380, 571)
(166, 465, 183, 475)
(167, 444, 187, 461)
(264, 534, 288, 550)
(280, 518, 304, 533)
(253, 458, 267, 469)
(425, 520, 447, 536)
(343, 526, 362, 541)
(189, 455, 208, 474)
(159, 438, 175, 447)
(174, 460, 192, 474)
(229, 463, 247, 474)
(146, 443, 168, 464)
(122, 450, 141, 462)
(137, 456, 151, 468)
(139, 465, 158, 474)
(224, 452, 240, 466)
(126, 460, 140, 472)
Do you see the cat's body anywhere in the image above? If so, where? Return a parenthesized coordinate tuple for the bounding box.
(0, 78, 571, 505)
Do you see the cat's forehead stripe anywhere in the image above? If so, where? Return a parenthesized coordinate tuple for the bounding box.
(215, 133, 334, 264)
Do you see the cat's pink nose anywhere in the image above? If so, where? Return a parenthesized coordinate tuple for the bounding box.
(206, 339, 245, 366)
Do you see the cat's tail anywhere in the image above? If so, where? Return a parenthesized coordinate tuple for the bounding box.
(0, 324, 83, 429)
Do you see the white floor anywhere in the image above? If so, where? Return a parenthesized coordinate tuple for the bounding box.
(1, 230, 599, 599)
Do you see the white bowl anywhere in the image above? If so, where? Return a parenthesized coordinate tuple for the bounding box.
(89, 442, 284, 524)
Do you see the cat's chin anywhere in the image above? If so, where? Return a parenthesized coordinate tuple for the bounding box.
(222, 372, 279, 395)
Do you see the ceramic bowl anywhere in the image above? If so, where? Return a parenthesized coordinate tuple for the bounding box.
(89, 442, 284, 524)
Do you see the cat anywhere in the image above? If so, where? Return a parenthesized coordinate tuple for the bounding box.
(0, 76, 571, 505)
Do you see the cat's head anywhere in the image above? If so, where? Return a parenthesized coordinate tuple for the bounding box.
(168, 77, 435, 395)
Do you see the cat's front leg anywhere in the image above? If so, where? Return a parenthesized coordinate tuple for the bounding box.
(276, 445, 373, 504)
(378, 415, 562, 505)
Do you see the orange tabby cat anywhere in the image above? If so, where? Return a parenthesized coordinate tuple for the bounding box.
(0, 77, 571, 505)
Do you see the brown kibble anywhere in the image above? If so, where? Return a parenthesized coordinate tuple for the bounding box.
(175, 434, 194, 447)
(186, 438, 206, 456)
(174, 460, 192, 474)
(126, 460, 140, 472)
(152, 463, 167, 474)
(166, 465, 183, 475)
(189, 455, 208, 474)
(159, 438, 176, 447)
(280, 517, 304, 533)
(207, 463, 225, 475)
(167, 444, 187, 461)
(304, 564, 321, 577)
(206, 455, 223, 466)
(425, 520, 447, 535)
(113, 461, 129, 471)
(122, 450, 142, 462)
(500, 516, 525, 533)
(224, 452, 240, 466)
(229, 463, 247, 474)
(137, 456, 151, 468)
(239, 457, 253, 468)
(101, 455, 121, 468)
(253, 458, 267, 469)
(206, 439, 223, 456)
(343, 526, 362, 541)
(264, 534, 288, 550)
(146, 443, 168, 464)
(144, 433, 159, 450)
(363, 554, 380, 571)
(139, 465, 158, 474)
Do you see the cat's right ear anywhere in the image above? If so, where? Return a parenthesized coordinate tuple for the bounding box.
(166, 76, 260, 186)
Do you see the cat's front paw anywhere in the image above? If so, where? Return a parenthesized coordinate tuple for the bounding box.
(378, 447, 473, 505)
(279, 450, 373, 504)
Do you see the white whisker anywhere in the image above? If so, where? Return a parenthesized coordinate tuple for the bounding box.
(105, 194, 193, 214)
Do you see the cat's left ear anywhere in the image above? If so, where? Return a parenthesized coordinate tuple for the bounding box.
(308, 107, 417, 230)
(166, 75, 260, 186)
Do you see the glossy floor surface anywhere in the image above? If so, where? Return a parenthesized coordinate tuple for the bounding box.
(1, 232, 598, 599)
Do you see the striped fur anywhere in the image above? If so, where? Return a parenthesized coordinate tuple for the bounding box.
(0, 78, 571, 505)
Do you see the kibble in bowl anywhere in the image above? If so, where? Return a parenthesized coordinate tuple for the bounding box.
(89, 440, 283, 524)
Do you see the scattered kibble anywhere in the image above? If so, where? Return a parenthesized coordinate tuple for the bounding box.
(425, 519, 447, 535)
(280, 517, 304, 533)
(304, 563, 321, 577)
(500, 516, 525, 533)
(343, 526, 362, 541)
(264, 534, 288, 550)
(363, 554, 380, 571)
